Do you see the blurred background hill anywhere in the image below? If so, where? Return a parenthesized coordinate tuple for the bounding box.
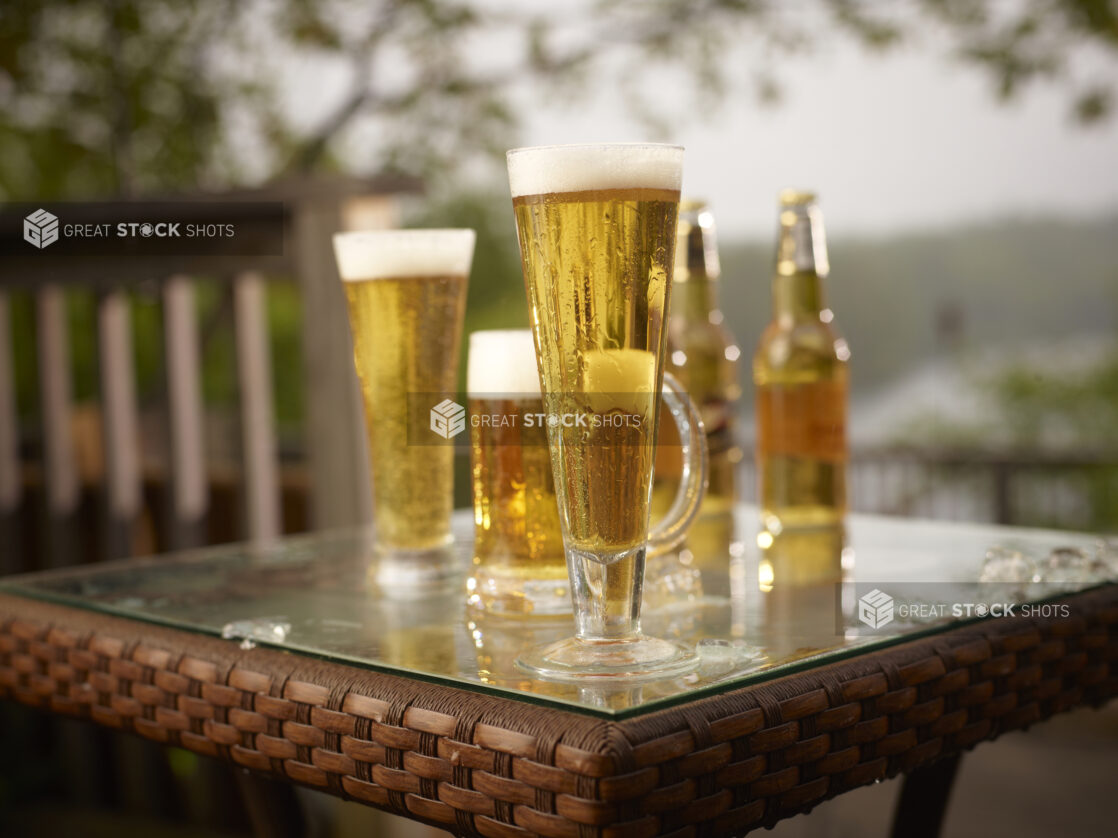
(410, 191, 1118, 452)
(722, 212, 1118, 397)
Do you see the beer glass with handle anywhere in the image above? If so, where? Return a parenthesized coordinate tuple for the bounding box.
(507, 143, 708, 681)
(333, 229, 475, 589)
(467, 329, 568, 615)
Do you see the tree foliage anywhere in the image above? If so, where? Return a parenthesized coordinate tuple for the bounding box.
(1, 0, 1115, 198)
(988, 351, 1118, 452)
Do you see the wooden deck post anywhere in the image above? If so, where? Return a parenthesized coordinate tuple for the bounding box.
(35, 285, 79, 569)
(234, 271, 281, 542)
(294, 196, 398, 531)
(97, 288, 142, 560)
(163, 276, 208, 549)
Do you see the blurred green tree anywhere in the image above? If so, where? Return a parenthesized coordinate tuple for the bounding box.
(991, 352, 1118, 451)
(899, 346, 1118, 454)
(1, 0, 1116, 199)
(893, 346, 1118, 530)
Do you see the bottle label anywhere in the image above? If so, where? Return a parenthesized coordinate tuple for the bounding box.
(756, 380, 847, 462)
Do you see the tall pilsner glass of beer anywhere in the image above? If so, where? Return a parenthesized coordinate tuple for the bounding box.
(467, 329, 568, 615)
(333, 229, 475, 588)
(507, 144, 709, 681)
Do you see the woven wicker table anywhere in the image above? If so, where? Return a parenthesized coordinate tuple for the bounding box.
(1, 508, 1115, 837)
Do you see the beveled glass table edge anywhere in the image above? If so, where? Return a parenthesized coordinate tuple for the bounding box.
(1, 509, 1111, 720)
(3, 574, 1110, 721)
(0, 577, 610, 717)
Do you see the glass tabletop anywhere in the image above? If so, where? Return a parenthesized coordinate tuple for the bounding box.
(2, 505, 1112, 719)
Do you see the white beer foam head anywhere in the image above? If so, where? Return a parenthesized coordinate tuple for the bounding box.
(468, 329, 542, 396)
(506, 143, 684, 198)
(332, 229, 476, 281)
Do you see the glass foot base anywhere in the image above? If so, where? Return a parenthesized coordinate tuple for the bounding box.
(516, 635, 699, 683)
(370, 544, 460, 596)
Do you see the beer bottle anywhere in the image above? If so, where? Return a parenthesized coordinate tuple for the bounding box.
(753, 191, 849, 538)
(653, 201, 743, 565)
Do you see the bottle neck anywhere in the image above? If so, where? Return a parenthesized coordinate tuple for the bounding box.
(674, 204, 722, 320)
(676, 273, 719, 319)
(772, 201, 828, 322)
(772, 271, 824, 321)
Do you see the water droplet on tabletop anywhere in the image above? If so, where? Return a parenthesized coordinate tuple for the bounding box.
(979, 547, 1036, 585)
(1040, 547, 1102, 586)
(221, 617, 292, 647)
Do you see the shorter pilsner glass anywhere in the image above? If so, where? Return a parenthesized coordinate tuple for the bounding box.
(333, 229, 475, 589)
(467, 329, 568, 615)
(507, 143, 708, 682)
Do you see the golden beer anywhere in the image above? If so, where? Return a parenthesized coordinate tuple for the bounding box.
(334, 230, 474, 557)
(658, 201, 742, 512)
(467, 329, 567, 615)
(753, 192, 849, 536)
(508, 143, 707, 680)
(653, 201, 743, 579)
(512, 188, 678, 558)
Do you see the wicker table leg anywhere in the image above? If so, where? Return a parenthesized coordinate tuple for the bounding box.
(889, 754, 962, 838)
(237, 772, 306, 838)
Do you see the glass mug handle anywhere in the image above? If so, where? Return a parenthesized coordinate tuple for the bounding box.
(647, 371, 709, 558)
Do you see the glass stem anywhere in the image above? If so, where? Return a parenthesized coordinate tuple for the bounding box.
(567, 545, 645, 641)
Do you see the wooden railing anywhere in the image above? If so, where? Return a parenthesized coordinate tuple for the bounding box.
(0, 175, 420, 573)
(4, 182, 1112, 574)
(738, 447, 1117, 531)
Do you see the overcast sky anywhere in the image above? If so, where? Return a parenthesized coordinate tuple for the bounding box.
(517, 32, 1118, 240)
(286, 5, 1118, 241)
